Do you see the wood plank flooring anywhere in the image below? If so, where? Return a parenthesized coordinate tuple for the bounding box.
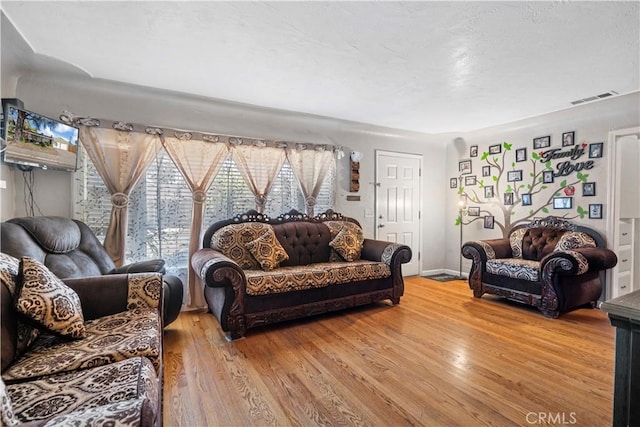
(163, 277, 615, 426)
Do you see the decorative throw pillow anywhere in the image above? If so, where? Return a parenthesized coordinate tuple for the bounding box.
(0, 253, 41, 355)
(0, 377, 19, 426)
(16, 257, 86, 339)
(245, 228, 289, 271)
(555, 231, 596, 252)
(329, 226, 364, 262)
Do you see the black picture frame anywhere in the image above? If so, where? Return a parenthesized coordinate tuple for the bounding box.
(542, 170, 554, 183)
(504, 192, 514, 205)
(562, 131, 575, 147)
(589, 203, 603, 219)
(459, 159, 472, 175)
(533, 135, 551, 149)
(450, 178, 458, 189)
(589, 142, 603, 158)
(468, 207, 480, 216)
(470, 145, 478, 157)
(484, 186, 494, 198)
(464, 175, 477, 186)
(515, 148, 527, 162)
(553, 197, 573, 209)
(521, 193, 532, 206)
(484, 215, 494, 229)
(489, 144, 502, 154)
(482, 166, 491, 177)
(582, 182, 596, 196)
(507, 170, 523, 182)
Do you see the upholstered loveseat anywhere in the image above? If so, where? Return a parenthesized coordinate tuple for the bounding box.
(461, 216, 617, 317)
(1, 253, 164, 426)
(192, 210, 412, 340)
(1, 216, 183, 327)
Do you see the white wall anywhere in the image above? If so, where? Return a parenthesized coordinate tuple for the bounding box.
(444, 92, 640, 274)
(4, 72, 448, 273)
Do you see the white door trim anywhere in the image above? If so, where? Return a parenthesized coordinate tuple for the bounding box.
(375, 150, 423, 275)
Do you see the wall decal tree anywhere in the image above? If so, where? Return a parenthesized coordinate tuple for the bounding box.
(455, 141, 590, 237)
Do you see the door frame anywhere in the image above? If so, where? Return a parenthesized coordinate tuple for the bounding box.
(606, 127, 640, 300)
(374, 150, 423, 273)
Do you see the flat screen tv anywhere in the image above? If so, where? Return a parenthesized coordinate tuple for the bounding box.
(2, 104, 79, 171)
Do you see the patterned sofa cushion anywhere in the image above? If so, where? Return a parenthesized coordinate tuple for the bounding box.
(486, 258, 540, 282)
(0, 376, 18, 426)
(324, 221, 364, 262)
(245, 228, 289, 271)
(210, 223, 272, 269)
(2, 308, 161, 382)
(42, 398, 153, 427)
(509, 228, 527, 259)
(244, 260, 391, 296)
(554, 231, 596, 252)
(6, 357, 157, 425)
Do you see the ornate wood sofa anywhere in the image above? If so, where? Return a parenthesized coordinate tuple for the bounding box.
(1, 252, 164, 426)
(192, 210, 412, 340)
(461, 216, 618, 317)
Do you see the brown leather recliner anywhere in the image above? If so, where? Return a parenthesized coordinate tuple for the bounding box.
(1, 216, 183, 326)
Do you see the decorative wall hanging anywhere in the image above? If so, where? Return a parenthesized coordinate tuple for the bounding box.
(589, 142, 604, 158)
(450, 178, 458, 189)
(583, 182, 596, 196)
(459, 160, 472, 175)
(464, 175, 477, 186)
(562, 131, 575, 147)
(515, 148, 527, 162)
(553, 197, 573, 209)
(470, 145, 478, 157)
(589, 204, 603, 219)
(488, 144, 502, 154)
(533, 136, 551, 149)
(482, 166, 491, 176)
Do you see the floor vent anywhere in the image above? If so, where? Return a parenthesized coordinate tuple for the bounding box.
(571, 91, 618, 105)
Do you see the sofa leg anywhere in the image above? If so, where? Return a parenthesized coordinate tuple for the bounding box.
(540, 308, 560, 318)
(225, 331, 246, 342)
(390, 297, 400, 305)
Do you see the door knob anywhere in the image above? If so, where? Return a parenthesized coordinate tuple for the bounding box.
(378, 223, 385, 228)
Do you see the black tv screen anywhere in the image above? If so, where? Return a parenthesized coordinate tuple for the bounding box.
(2, 104, 79, 171)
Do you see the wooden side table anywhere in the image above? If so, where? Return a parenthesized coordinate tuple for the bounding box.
(601, 290, 640, 427)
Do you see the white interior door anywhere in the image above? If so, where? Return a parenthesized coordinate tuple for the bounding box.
(375, 151, 422, 276)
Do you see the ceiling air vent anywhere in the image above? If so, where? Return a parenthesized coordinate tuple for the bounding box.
(570, 91, 618, 105)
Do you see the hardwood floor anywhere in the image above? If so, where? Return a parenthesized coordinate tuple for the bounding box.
(163, 277, 615, 426)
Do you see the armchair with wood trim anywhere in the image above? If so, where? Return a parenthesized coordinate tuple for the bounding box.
(461, 216, 617, 317)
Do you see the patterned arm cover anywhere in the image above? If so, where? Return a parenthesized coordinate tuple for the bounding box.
(62, 273, 162, 321)
(191, 248, 247, 289)
(361, 239, 412, 266)
(461, 238, 512, 264)
(541, 247, 618, 276)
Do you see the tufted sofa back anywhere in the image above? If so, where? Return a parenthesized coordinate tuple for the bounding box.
(1, 217, 117, 279)
(510, 227, 597, 262)
(272, 222, 331, 266)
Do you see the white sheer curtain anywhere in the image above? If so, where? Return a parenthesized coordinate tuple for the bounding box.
(231, 139, 286, 213)
(286, 144, 336, 216)
(77, 120, 163, 266)
(161, 132, 229, 310)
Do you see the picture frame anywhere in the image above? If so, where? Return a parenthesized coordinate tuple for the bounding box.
(484, 185, 494, 198)
(533, 135, 551, 149)
(582, 182, 596, 196)
(450, 178, 458, 189)
(589, 142, 603, 158)
(553, 197, 573, 210)
(459, 159, 472, 175)
(515, 148, 527, 162)
(507, 170, 523, 182)
(464, 175, 477, 186)
(488, 144, 502, 154)
(562, 131, 575, 147)
(589, 203, 603, 219)
(482, 166, 491, 177)
(504, 192, 514, 205)
(521, 193, 532, 206)
(470, 145, 478, 157)
(467, 207, 480, 217)
(542, 170, 554, 184)
(484, 215, 494, 229)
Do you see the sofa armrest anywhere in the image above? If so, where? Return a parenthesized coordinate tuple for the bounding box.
(63, 273, 162, 321)
(191, 248, 246, 288)
(541, 247, 618, 276)
(361, 239, 412, 266)
(111, 259, 166, 274)
(462, 238, 511, 263)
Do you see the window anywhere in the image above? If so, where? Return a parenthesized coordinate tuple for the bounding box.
(74, 147, 335, 273)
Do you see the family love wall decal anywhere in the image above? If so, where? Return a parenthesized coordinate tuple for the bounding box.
(536, 143, 595, 177)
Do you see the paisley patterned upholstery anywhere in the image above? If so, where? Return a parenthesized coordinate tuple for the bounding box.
(2, 308, 161, 381)
(244, 261, 391, 296)
(16, 257, 86, 339)
(555, 231, 596, 252)
(210, 223, 272, 269)
(42, 399, 152, 427)
(509, 228, 527, 259)
(473, 241, 497, 260)
(245, 228, 289, 271)
(325, 221, 364, 262)
(381, 243, 405, 265)
(486, 258, 540, 281)
(6, 357, 157, 424)
(0, 377, 18, 426)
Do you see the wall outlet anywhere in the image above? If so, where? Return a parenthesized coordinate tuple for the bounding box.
(0, 180, 6, 189)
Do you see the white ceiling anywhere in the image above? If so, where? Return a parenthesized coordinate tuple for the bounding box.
(2, 1, 639, 134)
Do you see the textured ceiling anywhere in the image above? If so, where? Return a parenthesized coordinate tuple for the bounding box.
(2, 1, 639, 134)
